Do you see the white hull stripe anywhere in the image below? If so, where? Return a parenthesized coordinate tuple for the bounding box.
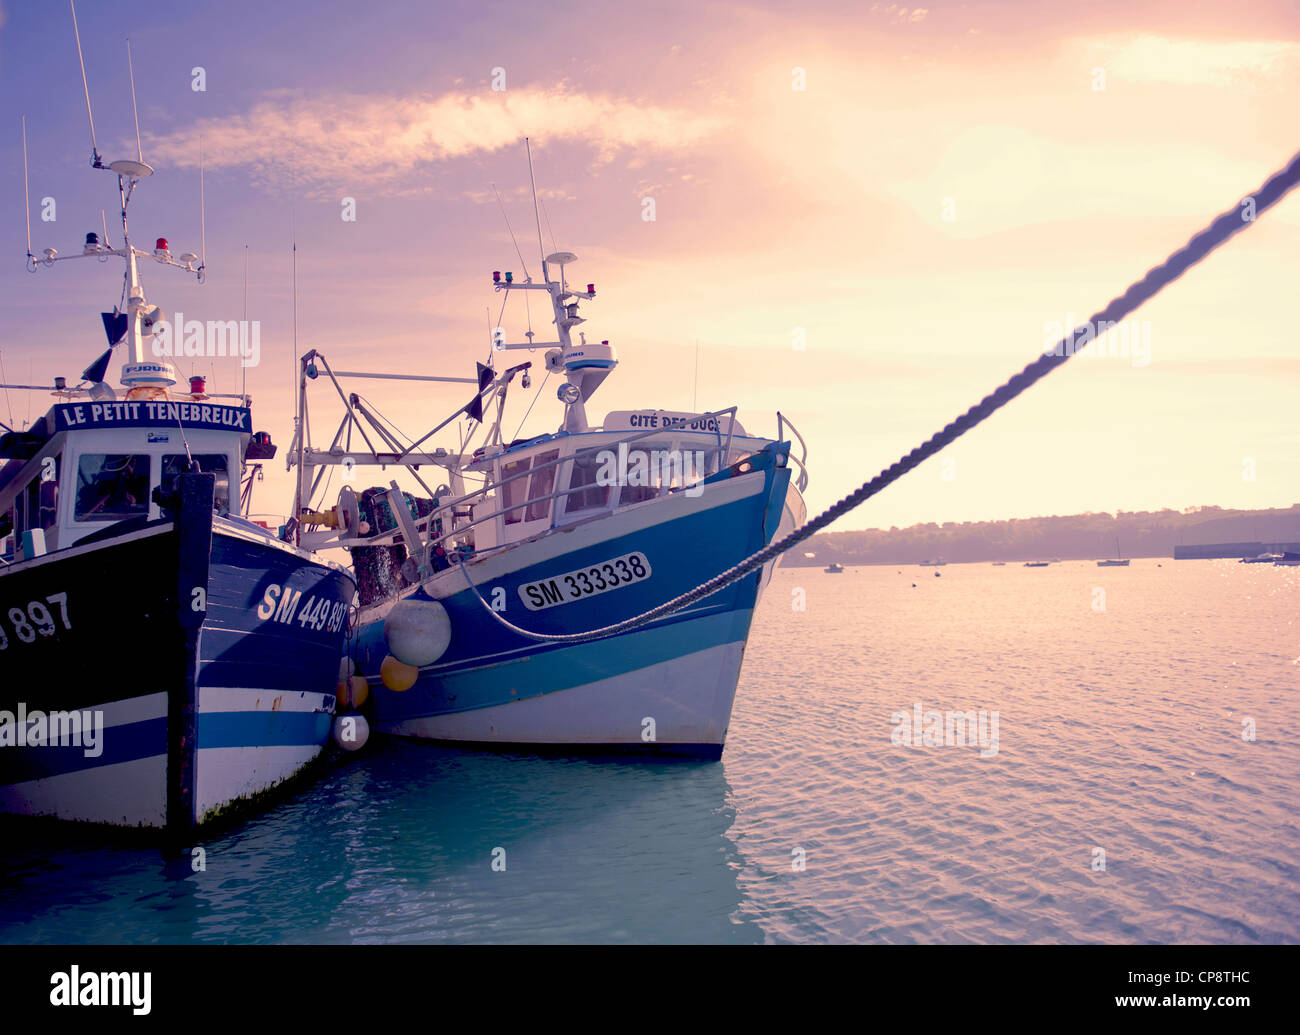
(379, 639, 746, 747)
(197, 687, 334, 714)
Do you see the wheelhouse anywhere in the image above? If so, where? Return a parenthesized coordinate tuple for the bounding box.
(0, 400, 253, 562)
(459, 409, 769, 553)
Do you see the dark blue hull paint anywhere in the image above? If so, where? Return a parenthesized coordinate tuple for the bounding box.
(0, 479, 355, 830)
(359, 444, 793, 752)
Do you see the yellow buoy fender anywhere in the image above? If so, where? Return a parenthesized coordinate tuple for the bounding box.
(380, 654, 419, 692)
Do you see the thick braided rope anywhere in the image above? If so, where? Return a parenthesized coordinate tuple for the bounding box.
(456, 150, 1300, 643)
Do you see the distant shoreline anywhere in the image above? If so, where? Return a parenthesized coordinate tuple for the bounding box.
(783, 504, 1300, 567)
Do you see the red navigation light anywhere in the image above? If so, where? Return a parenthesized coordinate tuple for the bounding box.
(587, 283, 595, 294)
(492, 271, 501, 283)
(190, 375, 206, 394)
(601, 340, 609, 346)
(155, 237, 169, 252)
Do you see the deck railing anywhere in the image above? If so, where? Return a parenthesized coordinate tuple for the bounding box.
(421, 405, 742, 552)
(336, 406, 753, 557)
(776, 411, 810, 493)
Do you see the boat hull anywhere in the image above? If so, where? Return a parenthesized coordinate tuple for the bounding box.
(357, 445, 794, 757)
(0, 484, 355, 830)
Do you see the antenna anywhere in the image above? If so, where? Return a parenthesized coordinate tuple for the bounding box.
(291, 209, 298, 408)
(241, 244, 248, 400)
(539, 194, 559, 254)
(0, 351, 15, 432)
(492, 181, 534, 339)
(693, 340, 700, 412)
(198, 136, 207, 277)
(291, 213, 305, 546)
(492, 182, 531, 280)
(524, 137, 546, 271)
(69, 1, 101, 167)
(20, 115, 33, 265)
(125, 38, 143, 163)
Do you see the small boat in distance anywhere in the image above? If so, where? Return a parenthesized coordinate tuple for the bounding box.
(1097, 538, 1130, 566)
(1024, 561, 1050, 567)
(824, 561, 845, 573)
(1240, 552, 1283, 564)
(919, 559, 946, 567)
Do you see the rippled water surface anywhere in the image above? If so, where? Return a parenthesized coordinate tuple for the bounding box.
(2, 561, 1297, 943)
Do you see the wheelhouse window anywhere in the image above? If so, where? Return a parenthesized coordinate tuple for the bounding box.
(617, 447, 661, 506)
(563, 453, 610, 514)
(525, 450, 559, 522)
(501, 457, 531, 526)
(162, 454, 230, 513)
(5, 458, 60, 542)
(75, 454, 151, 521)
(501, 450, 562, 526)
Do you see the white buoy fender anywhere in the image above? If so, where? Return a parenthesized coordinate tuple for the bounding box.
(332, 714, 369, 751)
(384, 598, 452, 667)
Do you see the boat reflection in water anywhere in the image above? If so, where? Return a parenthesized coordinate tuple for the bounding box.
(0, 741, 762, 944)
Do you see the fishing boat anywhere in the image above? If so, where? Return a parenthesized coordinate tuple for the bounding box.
(824, 562, 845, 573)
(1097, 538, 1130, 566)
(0, 119, 355, 829)
(293, 218, 808, 758)
(1024, 560, 1050, 567)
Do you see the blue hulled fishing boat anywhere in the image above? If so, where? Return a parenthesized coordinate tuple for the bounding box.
(0, 122, 355, 830)
(293, 211, 808, 758)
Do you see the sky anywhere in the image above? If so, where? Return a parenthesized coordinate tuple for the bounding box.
(0, 0, 1297, 531)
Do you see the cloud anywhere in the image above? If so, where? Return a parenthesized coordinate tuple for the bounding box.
(869, 4, 929, 23)
(141, 86, 727, 197)
(461, 184, 575, 205)
(1077, 34, 1300, 88)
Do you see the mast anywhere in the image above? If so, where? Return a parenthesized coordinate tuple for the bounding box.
(491, 252, 611, 435)
(25, 5, 205, 394)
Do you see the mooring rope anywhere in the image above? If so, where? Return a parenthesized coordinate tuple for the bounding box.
(454, 149, 1300, 643)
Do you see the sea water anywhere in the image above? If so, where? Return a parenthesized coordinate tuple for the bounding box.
(1, 561, 1296, 943)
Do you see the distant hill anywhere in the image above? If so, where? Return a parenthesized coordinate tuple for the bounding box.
(781, 504, 1300, 566)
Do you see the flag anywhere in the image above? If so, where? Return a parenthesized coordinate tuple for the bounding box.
(464, 362, 494, 423)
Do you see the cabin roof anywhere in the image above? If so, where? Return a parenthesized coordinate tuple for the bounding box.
(0, 399, 254, 501)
